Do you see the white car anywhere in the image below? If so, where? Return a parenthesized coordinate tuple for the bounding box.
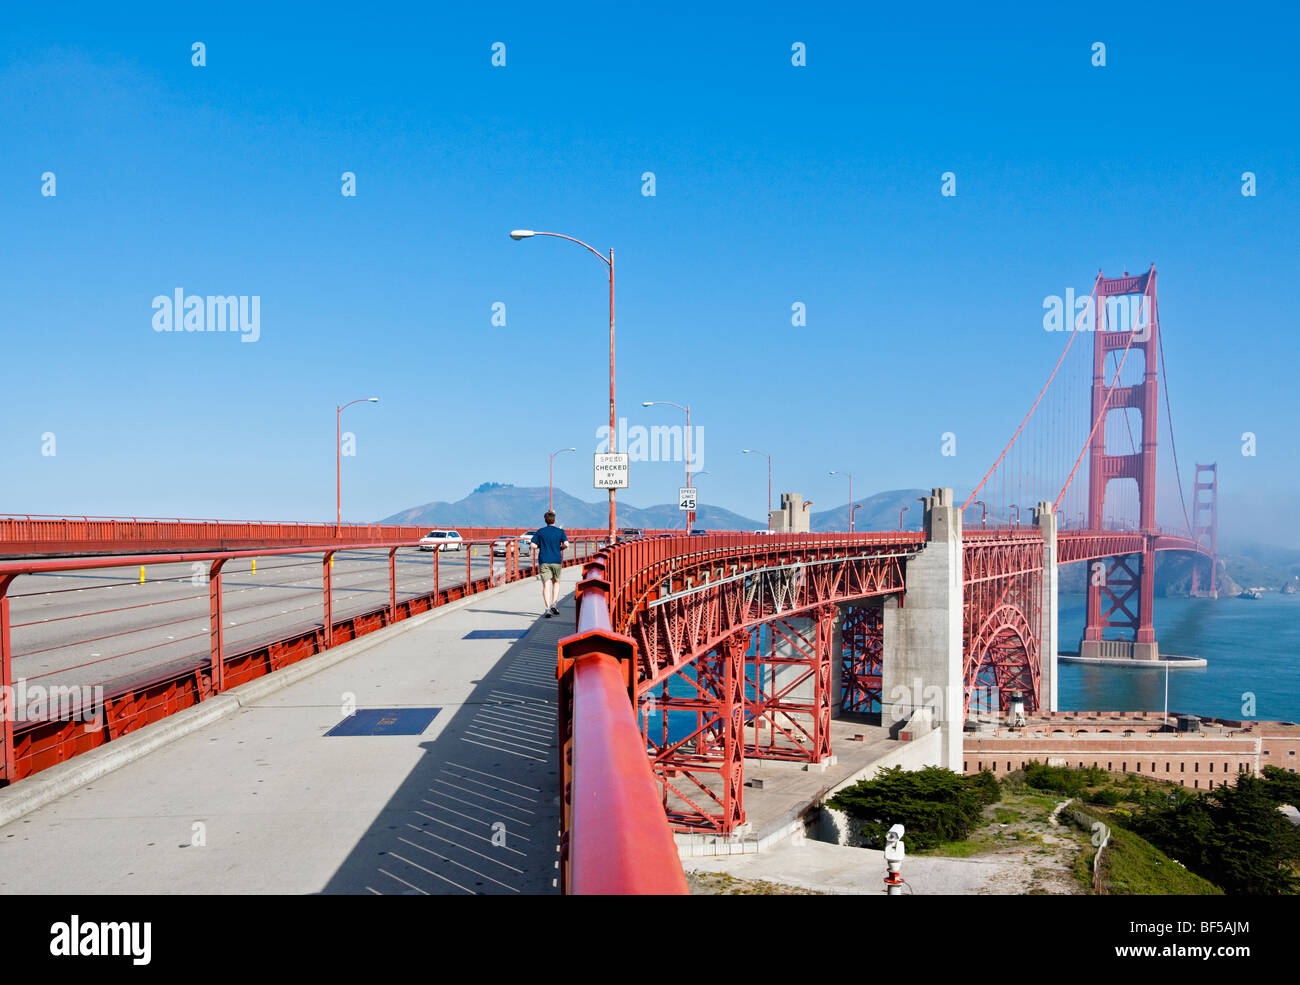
(418, 529, 464, 552)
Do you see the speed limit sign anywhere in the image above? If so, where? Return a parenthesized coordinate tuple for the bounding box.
(678, 487, 697, 511)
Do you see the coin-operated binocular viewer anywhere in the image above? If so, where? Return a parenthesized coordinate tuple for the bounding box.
(883, 824, 905, 895)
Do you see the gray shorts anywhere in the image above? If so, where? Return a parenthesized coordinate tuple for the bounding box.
(538, 563, 563, 583)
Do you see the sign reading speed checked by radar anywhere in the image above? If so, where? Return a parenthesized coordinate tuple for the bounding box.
(593, 453, 629, 489)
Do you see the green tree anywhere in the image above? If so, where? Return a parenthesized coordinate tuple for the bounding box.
(1129, 776, 1300, 895)
(1262, 765, 1300, 807)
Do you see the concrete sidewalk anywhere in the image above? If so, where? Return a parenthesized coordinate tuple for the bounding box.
(685, 837, 1020, 895)
(0, 568, 579, 894)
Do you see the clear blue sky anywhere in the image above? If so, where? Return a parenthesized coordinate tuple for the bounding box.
(1, 3, 1295, 544)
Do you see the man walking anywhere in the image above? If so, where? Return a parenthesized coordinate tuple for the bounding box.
(531, 510, 568, 617)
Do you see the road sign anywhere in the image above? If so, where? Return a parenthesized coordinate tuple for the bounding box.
(593, 453, 630, 489)
(678, 487, 697, 511)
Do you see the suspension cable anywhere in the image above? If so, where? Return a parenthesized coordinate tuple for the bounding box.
(1157, 304, 1194, 537)
(962, 273, 1101, 511)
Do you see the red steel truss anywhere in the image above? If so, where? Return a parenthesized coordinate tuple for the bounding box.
(616, 534, 919, 693)
(962, 532, 1043, 717)
(600, 533, 922, 835)
(643, 630, 749, 834)
(1088, 553, 1143, 640)
(840, 601, 885, 714)
(745, 607, 835, 763)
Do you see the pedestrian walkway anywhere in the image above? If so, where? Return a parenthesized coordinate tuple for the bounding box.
(0, 568, 580, 895)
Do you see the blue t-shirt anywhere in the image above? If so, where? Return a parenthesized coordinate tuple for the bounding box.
(531, 525, 568, 564)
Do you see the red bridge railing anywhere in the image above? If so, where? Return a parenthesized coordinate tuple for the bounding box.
(0, 514, 616, 557)
(0, 537, 599, 788)
(557, 556, 689, 895)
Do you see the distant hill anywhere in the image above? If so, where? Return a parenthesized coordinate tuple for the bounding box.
(382, 484, 930, 533)
(379, 483, 760, 531)
(810, 489, 931, 532)
(380, 485, 1300, 596)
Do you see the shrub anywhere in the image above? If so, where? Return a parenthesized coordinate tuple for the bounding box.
(1022, 761, 1109, 797)
(828, 766, 988, 852)
(968, 768, 1002, 806)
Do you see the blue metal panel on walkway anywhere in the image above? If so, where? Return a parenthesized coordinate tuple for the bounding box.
(325, 708, 441, 737)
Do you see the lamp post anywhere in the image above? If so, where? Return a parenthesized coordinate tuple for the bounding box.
(742, 449, 772, 531)
(690, 470, 711, 531)
(549, 446, 575, 512)
(1010, 503, 1020, 526)
(828, 470, 854, 532)
(511, 229, 616, 542)
(852, 504, 863, 529)
(643, 399, 693, 533)
(336, 397, 379, 531)
(899, 505, 910, 531)
(973, 500, 988, 529)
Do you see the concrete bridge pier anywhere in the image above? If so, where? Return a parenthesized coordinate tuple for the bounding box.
(1034, 501, 1058, 712)
(880, 488, 963, 770)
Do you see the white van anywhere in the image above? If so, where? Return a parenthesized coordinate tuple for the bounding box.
(418, 529, 464, 552)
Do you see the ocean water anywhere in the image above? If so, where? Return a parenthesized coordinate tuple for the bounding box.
(1058, 593, 1300, 723)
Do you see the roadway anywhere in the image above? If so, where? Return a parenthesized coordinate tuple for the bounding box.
(5, 547, 520, 716)
(0, 566, 573, 894)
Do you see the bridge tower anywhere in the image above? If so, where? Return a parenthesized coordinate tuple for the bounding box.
(1189, 463, 1219, 598)
(1083, 266, 1161, 660)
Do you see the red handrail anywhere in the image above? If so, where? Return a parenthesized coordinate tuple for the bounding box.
(558, 559, 688, 895)
(0, 537, 600, 787)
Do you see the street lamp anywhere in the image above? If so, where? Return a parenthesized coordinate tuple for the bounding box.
(1010, 503, 1020, 526)
(852, 504, 863, 529)
(511, 228, 616, 542)
(828, 470, 854, 532)
(899, 505, 910, 531)
(742, 449, 772, 531)
(336, 397, 378, 530)
(549, 446, 575, 512)
(972, 500, 988, 529)
(643, 399, 693, 533)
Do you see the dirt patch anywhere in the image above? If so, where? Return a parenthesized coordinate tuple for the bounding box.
(949, 791, 1091, 895)
(687, 871, 829, 895)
